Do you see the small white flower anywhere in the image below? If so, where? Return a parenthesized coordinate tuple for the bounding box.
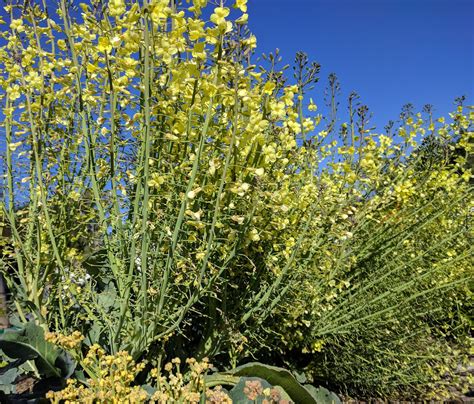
(135, 257, 142, 271)
(231, 215, 245, 224)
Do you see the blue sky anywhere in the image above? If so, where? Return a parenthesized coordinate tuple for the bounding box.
(247, 0, 474, 130)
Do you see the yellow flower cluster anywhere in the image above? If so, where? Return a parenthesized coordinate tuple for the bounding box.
(206, 385, 233, 404)
(47, 348, 216, 403)
(47, 347, 148, 403)
(149, 357, 212, 403)
(45, 330, 84, 350)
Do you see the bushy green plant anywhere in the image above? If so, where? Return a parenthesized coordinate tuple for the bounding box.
(258, 103, 473, 398)
(0, 0, 323, 359)
(0, 0, 472, 400)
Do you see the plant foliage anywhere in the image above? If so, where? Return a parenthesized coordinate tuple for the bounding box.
(0, 0, 472, 400)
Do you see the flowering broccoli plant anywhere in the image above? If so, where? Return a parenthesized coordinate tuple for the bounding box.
(0, 0, 472, 399)
(0, 0, 327, 359)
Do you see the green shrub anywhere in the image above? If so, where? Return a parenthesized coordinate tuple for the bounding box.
(259, 105, 473, 398)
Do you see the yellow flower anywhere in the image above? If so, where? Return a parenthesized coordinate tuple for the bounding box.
(236, 13, 248, 25)
(311, 339, 325, 352)
(243, 35, 257, 49)
(8, 141, 22, 152)
(188, 19, 205, 41)
(231, 215, 245, 225)
(235, 0, 248, 12)
(308, 98, 317, 111)
(262, 81, 275, 95)
(210, 7, 230, 26)
(57, 39, 67, 50)
(69, 190, 81, 201)
(150, 0, 170, 24)
(248, 228, 260, 242)
(97, 37, 112, 53)
(270, 101, 286, 119)
(254, 167, 265, 176)
(10, 19, 24, 32)
(192, 42, 206, 59)
(187, 187, 201, 199)
(109, 0, 125, 17)
(148, 173, 165, 188)
(86, 63, 98, 74)
(192, 0, 208, 9)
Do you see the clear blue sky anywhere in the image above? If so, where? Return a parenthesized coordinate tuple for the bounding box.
(247, 0, 474, 129)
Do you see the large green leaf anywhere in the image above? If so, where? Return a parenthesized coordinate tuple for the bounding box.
(226, 362, 320, 403)
(55, 350, 76, 379)
(0, 368, 18, 394)
(272, 385, 293, 402)
(204, 373, 241, 387)
(97, 282, 118, 312)
(304, 385, 341, 404)
(0, 323, 73, 378)
(209, 363, 341, 404)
